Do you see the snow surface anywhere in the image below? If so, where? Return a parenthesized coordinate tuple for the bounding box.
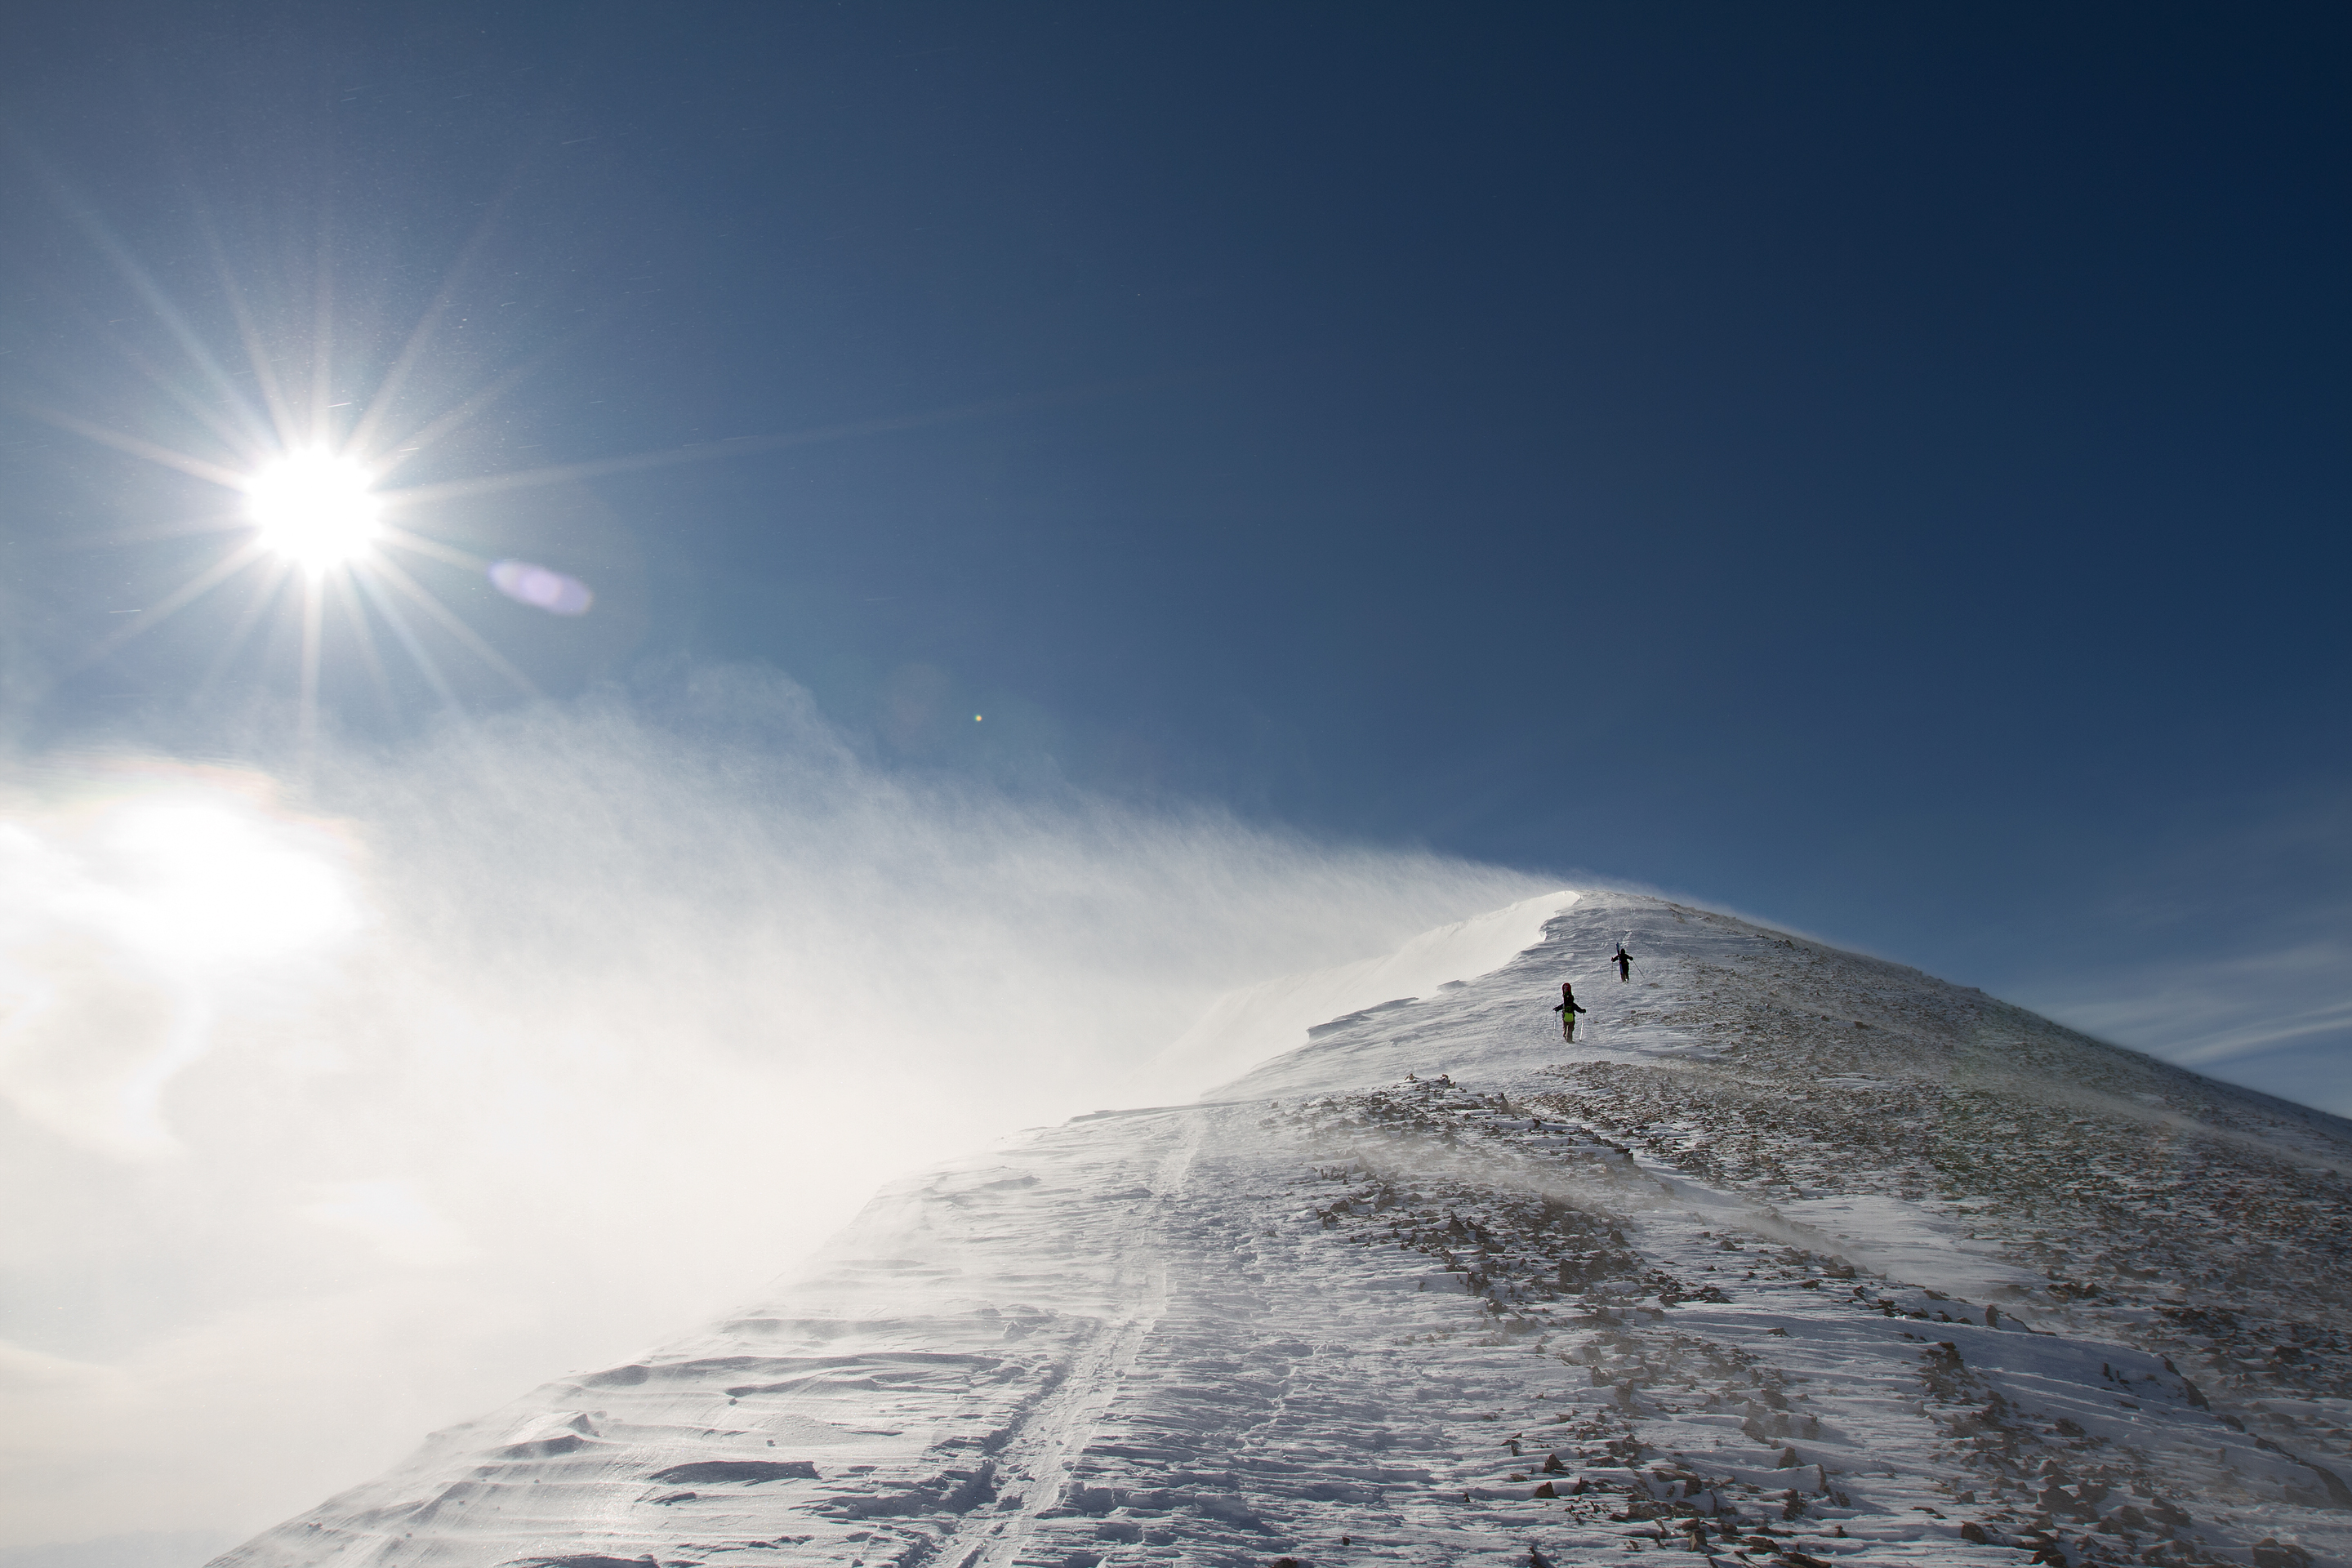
(215, 891, 2352, 1568)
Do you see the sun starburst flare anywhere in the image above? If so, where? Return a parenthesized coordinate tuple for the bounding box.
(243, 451, 384, 571)
(20, 168, 1059, 758)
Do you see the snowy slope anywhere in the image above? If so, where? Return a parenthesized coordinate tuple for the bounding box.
(216, 892, 2352, 1568)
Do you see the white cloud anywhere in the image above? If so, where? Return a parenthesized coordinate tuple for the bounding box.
(0, 774, 363, 1157)
(2015, 937, 2352, 1115)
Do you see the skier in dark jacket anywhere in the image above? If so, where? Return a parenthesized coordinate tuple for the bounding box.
(1610, 945, 1633, 981)
(1552, 981, 1588, 1040)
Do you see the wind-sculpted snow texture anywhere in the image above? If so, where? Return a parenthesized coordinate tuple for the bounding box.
(218, 892, 2352, 1568)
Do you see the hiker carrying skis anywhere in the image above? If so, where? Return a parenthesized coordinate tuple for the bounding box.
(1552, 981, 1588, 1040)
(1610, 944, 1633, 981)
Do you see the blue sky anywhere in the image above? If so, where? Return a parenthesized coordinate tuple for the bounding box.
(2, 2, 2347, 1110)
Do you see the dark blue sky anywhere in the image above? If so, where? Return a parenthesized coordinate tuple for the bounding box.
(4, 3, 2347, 1105)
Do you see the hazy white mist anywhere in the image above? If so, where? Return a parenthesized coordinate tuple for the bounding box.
(0, 668, 1552, 1548)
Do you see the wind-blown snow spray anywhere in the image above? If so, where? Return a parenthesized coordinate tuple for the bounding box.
(0, 668, 1552, 1547)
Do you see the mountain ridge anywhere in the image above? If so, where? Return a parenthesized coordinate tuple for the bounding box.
(214, 889, 2352, 1568)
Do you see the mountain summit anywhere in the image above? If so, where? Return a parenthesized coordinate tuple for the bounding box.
(217, 891, 2352, 1567)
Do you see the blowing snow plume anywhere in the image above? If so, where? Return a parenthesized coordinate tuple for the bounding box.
(0, 666, 1555, 1550)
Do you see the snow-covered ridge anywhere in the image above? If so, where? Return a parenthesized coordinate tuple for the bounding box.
(1134, 890, 1577, 1101)
(216, 890, 2352, 1568)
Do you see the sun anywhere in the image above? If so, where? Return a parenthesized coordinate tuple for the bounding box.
(243, 451, 383, 569)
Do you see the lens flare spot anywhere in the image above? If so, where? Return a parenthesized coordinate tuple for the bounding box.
(488, 559, 595, 616)
(245, 451, 382, 568)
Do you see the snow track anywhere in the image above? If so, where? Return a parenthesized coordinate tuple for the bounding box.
(943, 1112, 1201, 1568)
(216, 891, 2352, 1568)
